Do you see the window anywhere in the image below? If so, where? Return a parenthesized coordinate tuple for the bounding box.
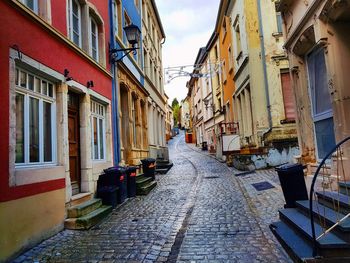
(68, 0, 82, 47)
(124, 11, 131, 44)
(15, 68, 56, 165)
(235, 24, 242, 58)
(134, 0, 140, 11)
(276, 12, 283, 33)
(89, 17, 99, 61)
(228, 46, 233, 72)
(20, 0, 38, 13)
(131, 97, 137, 146)
(114, 0, 122, 39)
(307, 48, 335, 159)
(91, 101, 106, 160)
(280, 71, 296, 120)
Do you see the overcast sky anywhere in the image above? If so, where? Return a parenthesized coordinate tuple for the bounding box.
(155, 0, 219, 105)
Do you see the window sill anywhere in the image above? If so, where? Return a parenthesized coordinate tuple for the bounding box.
(14, 165, 65, 186)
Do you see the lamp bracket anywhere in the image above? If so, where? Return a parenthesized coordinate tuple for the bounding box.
(110, 47, 139, 62)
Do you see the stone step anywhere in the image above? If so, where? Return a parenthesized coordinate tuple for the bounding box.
(316, 191, 350, 214)
(296, 200, 350, 232)
(64, 205, 112, 230)
(270, 221, 314, 262)
(137, 180, 157, 195)
(155, 168, 170, 174)
(67, 192, 93, 207)
(136, 175, 153, 187)
(67, 198, 102, 218)
(338, 182, 350, 196)
(279, 208, 350, 249)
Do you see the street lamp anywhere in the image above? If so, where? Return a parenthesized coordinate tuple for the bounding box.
(109, 24, 141, 62)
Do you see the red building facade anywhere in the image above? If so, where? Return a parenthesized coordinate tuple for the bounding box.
(0, 0, 113, 260)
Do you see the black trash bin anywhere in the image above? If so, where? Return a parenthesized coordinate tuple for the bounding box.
(202, 141, 208, 151)
(97, 185, 118, 208)
(104, 166, 127, 204)
(276, 163, 308, 208)
(126, 166, 137, 198)
(141, 158, 156, 180)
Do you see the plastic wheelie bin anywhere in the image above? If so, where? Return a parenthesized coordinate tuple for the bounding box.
(126, 166, 137, 198)
(103, 166, 127, 204)
(275, 163, 308, 208)
(141, 158, 156, 180)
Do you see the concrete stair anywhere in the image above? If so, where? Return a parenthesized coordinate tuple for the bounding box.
(136, 174, 157, 195)
(271, 179, 350, 262)
(65, 198, 112, 230)
(155, 159, 173, 174)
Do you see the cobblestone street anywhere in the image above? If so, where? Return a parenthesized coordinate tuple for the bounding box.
(15, 132, 291, 263)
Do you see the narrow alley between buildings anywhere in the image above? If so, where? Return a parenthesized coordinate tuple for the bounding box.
(15, 131, 290, 263)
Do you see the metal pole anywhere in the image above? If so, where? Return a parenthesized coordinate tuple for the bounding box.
(108, 0, 121, 165)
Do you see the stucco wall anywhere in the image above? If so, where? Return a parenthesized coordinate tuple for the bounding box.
(0, 189, 65, 262)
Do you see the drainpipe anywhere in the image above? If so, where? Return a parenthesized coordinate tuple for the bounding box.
(108, 0, 121, 165)
(257, 0, 272, 138)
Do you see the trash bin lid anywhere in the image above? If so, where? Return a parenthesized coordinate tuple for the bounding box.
(141, 158, 156, 163)
(275, 163, 303, 172)
(104, 166, 126, 174)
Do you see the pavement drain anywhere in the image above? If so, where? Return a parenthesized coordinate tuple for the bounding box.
(251, 181, 275, 191)
(204, 176, 219, 179)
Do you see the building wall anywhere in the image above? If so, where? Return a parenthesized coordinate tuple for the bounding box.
(0, 189, 65, 261)
(0, 1, 112, 260)
(219, 16, 236, 122)
(280, 0, 350, 168)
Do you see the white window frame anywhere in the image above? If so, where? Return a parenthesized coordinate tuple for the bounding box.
(68, 0, 82, 47)
(15, 68, 57, 167)
(91, 100, 106, 161)
(89, 16, 99, 61)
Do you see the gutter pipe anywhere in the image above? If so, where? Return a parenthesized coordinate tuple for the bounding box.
(257, 0, 272, 131)
(108, 0, 121, 165)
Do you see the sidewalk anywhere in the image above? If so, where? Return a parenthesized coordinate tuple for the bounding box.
(186, 142, 289, 252)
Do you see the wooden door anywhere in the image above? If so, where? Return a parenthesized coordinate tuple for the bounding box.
(68, 92, 81, 195)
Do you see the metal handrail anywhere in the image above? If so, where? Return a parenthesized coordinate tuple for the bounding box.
(310, 136, 350, 257)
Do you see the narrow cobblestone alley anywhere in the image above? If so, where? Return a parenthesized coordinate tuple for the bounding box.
(14, 132, 291, 263)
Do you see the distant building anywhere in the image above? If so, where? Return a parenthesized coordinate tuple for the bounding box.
(141, 0, 168, 160)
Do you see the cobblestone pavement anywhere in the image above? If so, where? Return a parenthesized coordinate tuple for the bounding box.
(14, 132, 291, 263)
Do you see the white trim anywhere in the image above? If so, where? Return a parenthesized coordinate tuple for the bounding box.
(10, 49, 64, 82)
(88, 89, 111, 104)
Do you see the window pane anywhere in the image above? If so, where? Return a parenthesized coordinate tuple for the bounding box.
(315, 117, 336, 159)
(15, 69, 19, 85)
(99, 118, 104, 159)
(20, 71, 26, 88)
(72, 1, 80, 45)
(307, 49, 332, 116)
(43, 102, 52, 162)
(15, 93, 25, 163)
(42, 81, 47, 95)
(29, 97, 39, 162)
(93, 117, 98, 159)
(35, 77, 40, 93)
(73, 32, 80, 45)
(48, 83, 53, 97)
(28, 74, 34, 91)
(24, 0, 35, 11)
